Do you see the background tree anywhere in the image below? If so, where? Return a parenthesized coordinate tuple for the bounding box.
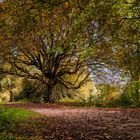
(113, 0, 140, 82)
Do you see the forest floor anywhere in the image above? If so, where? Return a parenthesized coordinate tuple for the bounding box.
(4, 103, 140, 140)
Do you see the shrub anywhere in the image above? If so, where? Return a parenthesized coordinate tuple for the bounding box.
(60, 82, 140, 108)
(118, 81, 140, 107)
(14, 78, 44, 103)
(81, 84, 119, 107)
(18, 78, 35, 100)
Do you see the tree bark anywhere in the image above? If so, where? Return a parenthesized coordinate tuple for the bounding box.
(9, 91, 13, 102)
(43, 84, 54, 103)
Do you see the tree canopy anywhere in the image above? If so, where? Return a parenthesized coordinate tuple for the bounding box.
(0, 0, 140, 102)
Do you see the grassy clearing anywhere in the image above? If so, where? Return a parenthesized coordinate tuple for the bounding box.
(0, 107, 38, 118)
(0, 107, 41, 139)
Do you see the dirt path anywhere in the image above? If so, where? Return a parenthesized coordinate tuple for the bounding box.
(4, 103, 140, 140)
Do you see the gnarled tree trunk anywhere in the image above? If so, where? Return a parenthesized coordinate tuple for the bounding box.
(43, 84, 55, 103)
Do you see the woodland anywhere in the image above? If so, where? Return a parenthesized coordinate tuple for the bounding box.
(0, 0, 140, 139)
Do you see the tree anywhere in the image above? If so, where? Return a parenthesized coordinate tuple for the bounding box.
(1, 0, 139, 103)
(1, 0, 99, 102)
(87, 0, 140, 83)
(111, 0, 140, 82)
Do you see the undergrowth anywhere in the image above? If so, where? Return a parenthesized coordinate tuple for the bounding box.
(0, 107, 40, 139)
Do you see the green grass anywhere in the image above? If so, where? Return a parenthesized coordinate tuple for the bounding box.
(0, 107, 38, 118)
(0, 107, 40, 139)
